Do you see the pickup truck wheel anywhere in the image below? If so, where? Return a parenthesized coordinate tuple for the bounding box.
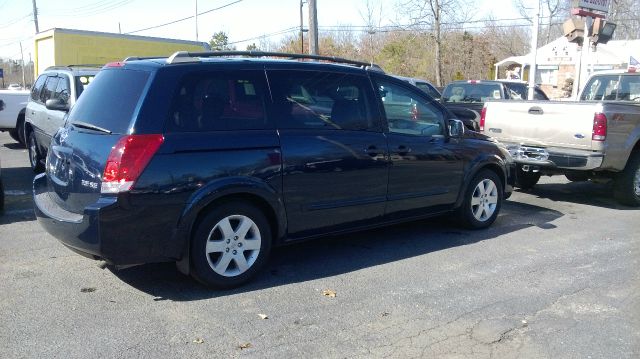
(515, 167, 540, 190)
(613, 152, 640, 207)
(190, 201, 272, 288)
(28, 132, 44, 173)
(565, 172, 589, 182)
(457, 170, 502, 229)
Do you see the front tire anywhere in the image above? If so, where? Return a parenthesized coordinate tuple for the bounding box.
(28, 131, 44, 173)
(613, 151, 640, 207)
(190, 201, 272, 289)
(457, 170, 503, 229)
(515, 166, 540, 190)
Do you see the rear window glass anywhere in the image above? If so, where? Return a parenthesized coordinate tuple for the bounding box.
(442, 83, 502, 102)
(166, 70, 269, 132)
(67, 69, 150, 134)
(74, 75, 95, 99)
(415, 82, 440, 99)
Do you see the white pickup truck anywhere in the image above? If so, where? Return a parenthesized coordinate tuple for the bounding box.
(480, 70, 640, 206)
(0, 89, 30, 145)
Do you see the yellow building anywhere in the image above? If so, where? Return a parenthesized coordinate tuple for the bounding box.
(34, 28, 210, 76)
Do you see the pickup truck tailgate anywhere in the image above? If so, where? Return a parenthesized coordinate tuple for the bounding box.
(484, 101, 598, 151)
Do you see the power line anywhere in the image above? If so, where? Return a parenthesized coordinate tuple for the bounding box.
(126, 0, 243, 35)
(227, 26, 300, 45)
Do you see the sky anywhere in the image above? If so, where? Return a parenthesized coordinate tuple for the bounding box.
(0, 0, 523, 61)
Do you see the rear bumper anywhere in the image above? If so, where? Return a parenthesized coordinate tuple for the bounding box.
(506, 144, 603, 170)
(33, 173, 181, 265)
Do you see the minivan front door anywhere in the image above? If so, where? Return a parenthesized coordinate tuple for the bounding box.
(373, 76, 464, 217)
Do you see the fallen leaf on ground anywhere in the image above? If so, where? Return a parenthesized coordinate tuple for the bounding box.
(381, 312, 390, 317)
(80, 287, 96, 293)
(258, 314, 268, 320)
(193, 338, 204, 344)
(322, 289, 337, 298)
(238, 343, 252, 350)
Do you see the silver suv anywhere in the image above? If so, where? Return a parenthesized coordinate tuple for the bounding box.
(24, 66, 98, 172)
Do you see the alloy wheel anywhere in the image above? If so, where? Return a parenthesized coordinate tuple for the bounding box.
(471, 178, 499, 222)
(205, 214, 262, 277)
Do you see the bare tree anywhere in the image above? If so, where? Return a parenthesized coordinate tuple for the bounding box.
(398, 0, 475, 86)
(513, 0, 571, 45)
(608, 0, 640, 40)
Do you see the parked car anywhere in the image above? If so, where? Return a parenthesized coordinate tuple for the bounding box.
(0, 89, 30, 145)
(33, 51, 514, 288)
(7, 83, 23, 91)
(25, 66, 98, 172)
(441, 80, 549, 130)
(480, 69, 640, 206)
(393, 75, 441, 100)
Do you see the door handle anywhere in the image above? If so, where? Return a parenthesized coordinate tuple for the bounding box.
(528, 106, 544, 115)
(395, 145, 411, 155)
(364, 145, 380, 157)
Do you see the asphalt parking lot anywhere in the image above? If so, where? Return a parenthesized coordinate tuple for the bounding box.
(0, 131, 638, 358)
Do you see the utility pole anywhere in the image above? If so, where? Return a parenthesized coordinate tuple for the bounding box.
(19, 42, 26, 88)
(308, 0, 319, 55)
(195, 0, 199, 41)
(300, 0, 306, 54)
(31, 0, 39, 33)
(527, 0, 540, 100)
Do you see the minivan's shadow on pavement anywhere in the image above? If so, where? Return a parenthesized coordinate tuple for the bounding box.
(109, 201, 563, 301)
(520, 179, 639, 210)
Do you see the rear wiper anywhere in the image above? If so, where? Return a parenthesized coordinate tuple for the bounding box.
(71, 121, 112, 134)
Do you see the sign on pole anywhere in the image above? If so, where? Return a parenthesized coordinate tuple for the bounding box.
(0, 68, 4, 78)
(574, 0, 611, 14)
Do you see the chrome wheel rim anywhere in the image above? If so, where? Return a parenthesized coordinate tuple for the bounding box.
(28, 136, 37, 167)
(471, 179, 499, 222)
(634, 166, 640, 197)
(205, 214, 261, 277)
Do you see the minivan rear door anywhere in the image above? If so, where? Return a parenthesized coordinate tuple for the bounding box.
(46, 67, 152, 214)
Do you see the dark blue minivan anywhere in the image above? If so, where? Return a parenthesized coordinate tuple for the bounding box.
(34, 52, 514, 288)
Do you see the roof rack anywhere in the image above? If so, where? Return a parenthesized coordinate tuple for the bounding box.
(160, 51, 384, 72)
(44, 64, 102, 71)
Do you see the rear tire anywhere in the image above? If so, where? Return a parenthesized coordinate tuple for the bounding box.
(457, 170, 503, 229)
(9, 115, 26, 146)
(28, 131, 44, 173)
(613, 151, 640, 207)
(515, 166, 540, 190)
(190, 201, 272, 289)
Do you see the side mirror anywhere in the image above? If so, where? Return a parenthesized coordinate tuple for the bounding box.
(448, 119, 465, 137)
(45, 98, 69, 112)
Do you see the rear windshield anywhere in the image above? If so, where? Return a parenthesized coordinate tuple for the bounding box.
(67, 69, 150, 134)
(74, 75, 95, 99)
(442, 83, 502, 103)
(415, 82, 440, 99)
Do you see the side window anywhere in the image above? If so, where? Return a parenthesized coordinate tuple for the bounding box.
(534, 88, 549, 100)
(166, 71, 270, 132)
(40, 76, 60, 103)
(54, 76, 71, 104)
(375, 78, 445, 136)
(268, 70, 378, 131)
(31, 75, 47, 102)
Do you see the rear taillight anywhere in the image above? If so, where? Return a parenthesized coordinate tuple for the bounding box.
(101, 134, 164, 194)
(479, 106, 487, 132)
(592, 113, 607, 141)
